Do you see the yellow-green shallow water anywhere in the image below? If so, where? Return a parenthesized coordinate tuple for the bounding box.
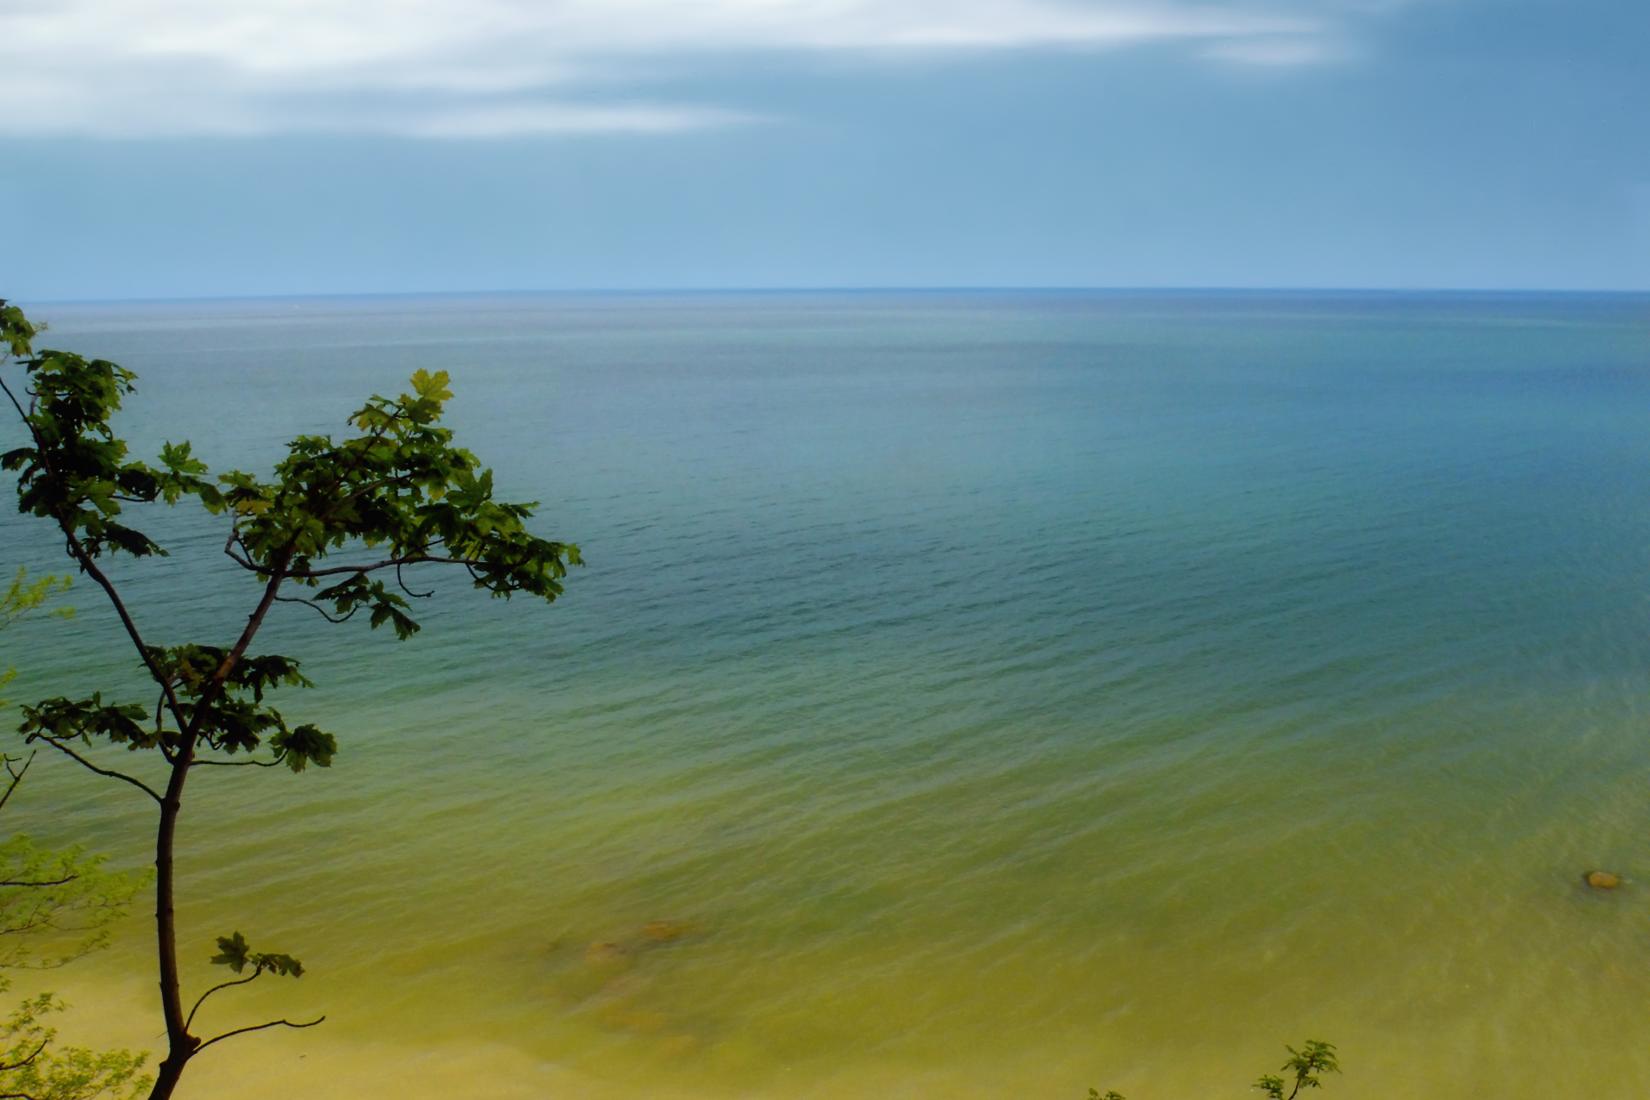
(4, 291, 1650, 1097)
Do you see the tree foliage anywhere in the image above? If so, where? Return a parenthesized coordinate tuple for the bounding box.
(0, 558, 148, 1099)
(1255, 1040, 1340, 1100)
(1088, 1040, 1340, 1100)
(0, 299, 579, 1099)
(0, 836, 138, 970)
(0, 993, 148, 1100)
(0, 568, 72, 711)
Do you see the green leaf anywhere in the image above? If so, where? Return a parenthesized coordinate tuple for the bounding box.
(270, 724, 337, 772)
(409, 369, 453, 403)
(209, 932, 252, 973)
(207, 932, 306, 979)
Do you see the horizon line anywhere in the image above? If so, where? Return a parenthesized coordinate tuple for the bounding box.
(16, 285, 1650, 308)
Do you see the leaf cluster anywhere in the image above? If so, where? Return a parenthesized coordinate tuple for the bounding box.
(0, 527, 145, 1100)
(0, 837, 145, 970)
(1256, 1041, 1339, 1100)
(1, 569, 72, 633)
(1, 345, 172, 560)
(220, 367, 580, 639)
(207, 932, 303, 979)
(0, 569, 73, 714)
(1087, 1039, 1340, 1100)
(0, 988, 150, 1100)
(0, 302, 36, 360)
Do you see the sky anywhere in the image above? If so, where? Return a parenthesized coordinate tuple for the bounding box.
(3, 0, 1647, 299)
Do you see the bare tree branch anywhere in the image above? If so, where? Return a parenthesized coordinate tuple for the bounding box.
(226, 545, 493, 583)
(185, 971, 261, 1032)
(30, 737, 161, 804)
(0, 752, 33, 813)
(395, 562, 434, 599)
(0, 1039, 48, 1074)
(190, 754, 284, 770)
(195, 1015, 325, 1055)
(0, 874, 78, 888)
(155, 691, 179, 766)
(272, 595, 357, 625)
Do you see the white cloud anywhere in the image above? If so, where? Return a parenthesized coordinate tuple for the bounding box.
(397, 103, 766, 139)
(1202, 33, 1345, 66)
(0, 0, 1387, 138)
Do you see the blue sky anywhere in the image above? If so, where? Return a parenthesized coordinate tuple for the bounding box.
(4, 0, 1647, 299)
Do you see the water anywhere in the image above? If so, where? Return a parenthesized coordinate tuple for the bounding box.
(2, 290, 1648, 1098)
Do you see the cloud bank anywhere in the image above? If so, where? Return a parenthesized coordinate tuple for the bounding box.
(1, 0, 1387, 138)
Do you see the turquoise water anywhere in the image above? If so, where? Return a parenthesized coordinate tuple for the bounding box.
(4, 290, 1650, 1098)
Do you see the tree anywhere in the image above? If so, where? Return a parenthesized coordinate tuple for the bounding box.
(1254, 1040, 1340, 1100)
(1088, 1040, 1340, 1100)
(0, 299, 580, 1099)
(0, 569, 149, 1100)
(0, 569, 72, 704)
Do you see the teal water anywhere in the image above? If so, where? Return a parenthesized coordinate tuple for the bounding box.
(3, 291, 1650, 1098)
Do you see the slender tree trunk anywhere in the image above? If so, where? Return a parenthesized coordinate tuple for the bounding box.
(148, 748, 197, 1100)
(147, 557, 289, 1100)
(148, 1053, 187, 1100)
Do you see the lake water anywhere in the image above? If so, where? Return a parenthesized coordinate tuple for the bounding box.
(3, 290, 1650, 1098)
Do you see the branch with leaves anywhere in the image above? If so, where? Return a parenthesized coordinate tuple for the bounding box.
(1, 298, 579, 1100)
(0, 522, 148, 1100)
(0, 993, 148, 1100)
(1088, 1040, 1340, 1100)
(1255, 1040, 1340, 1100)
(182, 933, 323, 1054)
(0, 568, 73, 717)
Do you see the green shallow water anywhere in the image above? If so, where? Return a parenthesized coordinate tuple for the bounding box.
(4, 291, 1650, 1097)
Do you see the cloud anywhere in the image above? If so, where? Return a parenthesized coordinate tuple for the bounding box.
(1202, 33, 1346, 66)
(0, 0, 1387, 138)
(397, 103, 766, 139)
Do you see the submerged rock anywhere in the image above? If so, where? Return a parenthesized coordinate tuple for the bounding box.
(642, 919, 693, 943)
(597, 1004, 669, 1035)
(585, 941, 631, 966)
(1584, 870, 1623, 890)
(657, 1033, 700, 1059)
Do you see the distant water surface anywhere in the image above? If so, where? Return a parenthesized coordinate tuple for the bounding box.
(4, 290, 1650, 1098)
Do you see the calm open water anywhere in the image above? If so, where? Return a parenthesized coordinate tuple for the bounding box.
(3, 290, 1650, 1098)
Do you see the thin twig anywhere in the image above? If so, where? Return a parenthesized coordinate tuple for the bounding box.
(30, 737, 161, 803)
(190, 754, 284, 769)
(0, 874, 78, 888)
(272, 554, 479, 580)
(185, 971, 261, 1032)
(155, 690, 179, 766)
(0, 1037, 48, 1072)
(195, 1015, 325, 1054)
(272, 595, 357, 624)
(395, 562, 434, 599)
(0, 752, 33, 812)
